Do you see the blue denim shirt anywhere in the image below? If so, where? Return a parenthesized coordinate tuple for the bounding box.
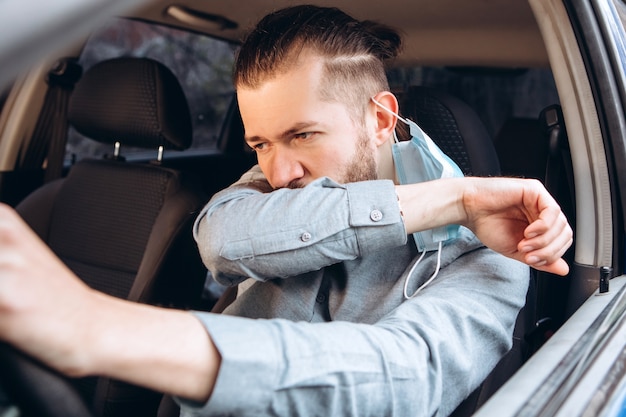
(183, 165, 529, 417)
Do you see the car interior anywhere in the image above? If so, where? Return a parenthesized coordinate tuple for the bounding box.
(0, 0, 623, 416)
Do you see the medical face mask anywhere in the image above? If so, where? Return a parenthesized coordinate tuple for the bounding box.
(371, 97, 463, 252)
(371, 97, 464, 299)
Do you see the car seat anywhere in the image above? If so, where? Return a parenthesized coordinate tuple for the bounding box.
(401, 86, 535, 416)
(400, 86, 501, 176)
(494, 117, 548, 180)
(16, 57, 209, 417)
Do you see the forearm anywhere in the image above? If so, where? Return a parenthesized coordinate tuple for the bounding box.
(395, 177, 467, 234)
(76, 293, 220, 403)
(195, 174, 406, 283)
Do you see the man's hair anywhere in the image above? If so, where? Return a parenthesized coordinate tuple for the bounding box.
(234, 5, 402, 121)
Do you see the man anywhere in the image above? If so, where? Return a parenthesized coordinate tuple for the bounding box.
(0, 5, 571, 417)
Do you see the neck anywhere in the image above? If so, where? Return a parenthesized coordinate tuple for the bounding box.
(377, 139, 397, 183)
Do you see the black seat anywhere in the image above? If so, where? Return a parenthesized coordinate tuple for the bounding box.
(401, 86, 534, 416)
(16, 57, 209, 417)
(494, 117, 548, 180)
(400, 86, 500, 176)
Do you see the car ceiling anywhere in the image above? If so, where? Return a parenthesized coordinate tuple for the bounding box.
(134, 0, 549, 68)
(0, 0, 548, 91)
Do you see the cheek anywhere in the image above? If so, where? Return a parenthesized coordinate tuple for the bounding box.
(257, 158, 269, 176)
(254, 154, 274, 181)
(306, 146, 350, 176)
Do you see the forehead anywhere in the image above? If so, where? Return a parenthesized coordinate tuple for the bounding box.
(238, 56, 323, 103)
(237, 57, 354, 137)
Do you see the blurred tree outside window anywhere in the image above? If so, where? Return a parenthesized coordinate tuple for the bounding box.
(66, 18, 237, 162)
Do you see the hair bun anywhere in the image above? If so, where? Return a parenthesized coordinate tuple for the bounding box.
(360, 20, 403, 61)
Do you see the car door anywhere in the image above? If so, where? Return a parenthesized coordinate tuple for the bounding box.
(476, 0, 626, 415)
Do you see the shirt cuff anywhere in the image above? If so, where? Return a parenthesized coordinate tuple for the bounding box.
(177, 313, 279, 416)
(345, 180, 407, 253)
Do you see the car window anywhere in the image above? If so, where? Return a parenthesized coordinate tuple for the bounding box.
(388, 66, 560, 138)
(66, 18, 237, 162)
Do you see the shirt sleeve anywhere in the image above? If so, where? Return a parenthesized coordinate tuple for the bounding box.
(193, 165, 407, 286)
(177, 248, 530, 417)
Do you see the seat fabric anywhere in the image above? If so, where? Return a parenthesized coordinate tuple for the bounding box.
(400, 86, 501, 176)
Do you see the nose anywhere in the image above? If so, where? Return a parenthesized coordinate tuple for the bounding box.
(264, 146, 305, 189)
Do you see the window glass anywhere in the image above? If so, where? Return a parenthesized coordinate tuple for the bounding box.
(387, 66, 560, 137)
(66, 18, 237, 162)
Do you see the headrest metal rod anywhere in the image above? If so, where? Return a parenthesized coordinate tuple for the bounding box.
(114, 142, 121, 158)
(157, 145, 164, 162)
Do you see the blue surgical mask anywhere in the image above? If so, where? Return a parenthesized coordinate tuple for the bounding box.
(372, 97, 464, 299)
(371, 97, 463, 252)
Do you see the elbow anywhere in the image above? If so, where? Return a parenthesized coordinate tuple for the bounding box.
(194, 215, 249, 287)
(194, 214, 224, 272)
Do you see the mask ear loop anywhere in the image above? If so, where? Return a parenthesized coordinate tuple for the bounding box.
(371, 97, 446, 298)
(371, 96, 408, 145)
(403, 241, 443, 300)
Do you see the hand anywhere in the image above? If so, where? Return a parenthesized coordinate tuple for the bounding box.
(0, 203, 96, 374)
(0, 203, 220, 400)
(461, 178, 573, 276)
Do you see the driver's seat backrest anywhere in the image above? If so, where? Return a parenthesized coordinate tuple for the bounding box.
(16, 57, 208, 417)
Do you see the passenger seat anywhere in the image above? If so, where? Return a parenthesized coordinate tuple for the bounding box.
(400, 86, 501, 176)
(401, 86, 532, 417)
(494, 117, 547, 180)
(16, 57, 209, 417)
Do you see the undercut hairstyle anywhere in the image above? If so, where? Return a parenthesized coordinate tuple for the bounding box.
(233, 5, 402, 122)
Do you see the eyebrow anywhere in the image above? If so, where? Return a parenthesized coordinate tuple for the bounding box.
(245, 121, 319, 144)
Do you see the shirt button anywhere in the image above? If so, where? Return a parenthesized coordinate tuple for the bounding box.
(316, 293, 326, 303)
(301, 232, 312, 242)
(370, 209, 383, 222)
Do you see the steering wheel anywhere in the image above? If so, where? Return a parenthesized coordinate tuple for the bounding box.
(0, 343, 94, 417)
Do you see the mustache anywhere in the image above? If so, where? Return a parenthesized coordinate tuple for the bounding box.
(271, 179, 306, 190)
(286, 180, 306, 189)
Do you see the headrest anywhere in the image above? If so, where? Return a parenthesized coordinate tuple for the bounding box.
(401, 86, 500, 176)
(68, 57, 192, 150)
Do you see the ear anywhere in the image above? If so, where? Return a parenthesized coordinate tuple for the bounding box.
(370, 91, 399, 147)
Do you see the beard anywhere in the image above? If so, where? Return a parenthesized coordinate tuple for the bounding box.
(287, 130, 377, 189)
(340, 130, 378, 183)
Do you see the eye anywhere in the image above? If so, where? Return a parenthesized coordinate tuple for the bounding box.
(248, 142, 268, 153)
(294, 132, 314, 141)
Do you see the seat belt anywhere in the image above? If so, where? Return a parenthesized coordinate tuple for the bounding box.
(526, 104, 576, 353)
(542, 104, 575, 209)
(21, 58, 82, 182)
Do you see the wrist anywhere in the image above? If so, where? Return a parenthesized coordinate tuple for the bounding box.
(395, 177, 468, 233)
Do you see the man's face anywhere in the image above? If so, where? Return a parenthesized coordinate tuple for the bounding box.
(238, 56, 378, 189)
